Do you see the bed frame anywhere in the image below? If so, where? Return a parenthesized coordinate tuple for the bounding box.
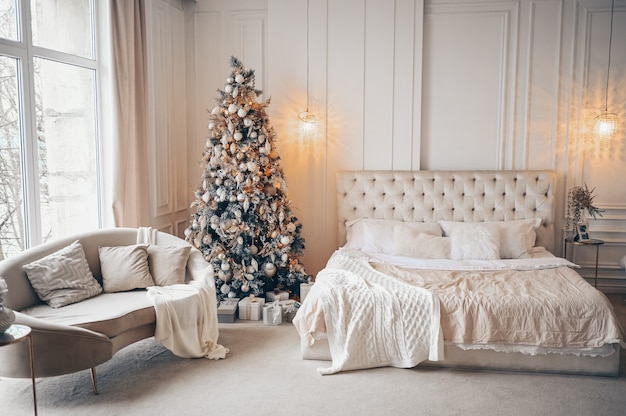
(302, 170, 620, 376)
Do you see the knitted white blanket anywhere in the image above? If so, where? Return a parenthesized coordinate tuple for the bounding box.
(316, 253, 444, 375)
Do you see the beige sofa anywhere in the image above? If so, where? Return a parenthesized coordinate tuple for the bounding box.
(0, 227, 214, 393)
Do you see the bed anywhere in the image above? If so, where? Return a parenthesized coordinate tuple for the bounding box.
(292, 170, 625, 376)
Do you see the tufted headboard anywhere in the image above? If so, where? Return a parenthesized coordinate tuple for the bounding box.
(336, 170, 557, 254)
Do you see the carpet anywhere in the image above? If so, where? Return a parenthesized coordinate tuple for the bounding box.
(2, 297, 625, 416)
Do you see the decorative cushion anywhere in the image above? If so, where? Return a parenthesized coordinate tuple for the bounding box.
(147, 245, 192, 286)
(440, 219, 541, 259)
(446, 223, 500, 260)
(393, 228, 451, 259)
(99, 245, 154, 293)
(22, 240, 102, 308)
(345, 218, 442, 254)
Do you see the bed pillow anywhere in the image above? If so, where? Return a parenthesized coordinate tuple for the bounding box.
(440, 219, 541, 259)
(147, 245, 192, 286)
(393, 228, 451, 259)
(99, 245, 154, 293)
(22, 240, 102, 308)
(345, 218, 442, 254)
(443, 222, 500, 260)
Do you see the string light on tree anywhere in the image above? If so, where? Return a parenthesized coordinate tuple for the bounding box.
(186, 57, 310, 301)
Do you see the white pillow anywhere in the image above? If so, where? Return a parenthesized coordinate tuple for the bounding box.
(393, 228, 451, 259)
(345, 218, 442, 254)
(440, 219, 541, 259)
(443, 222, 500, 260)
(147, 245, 192, 286)
(99, 245, 154, 293)
(22, 240, 102, 308)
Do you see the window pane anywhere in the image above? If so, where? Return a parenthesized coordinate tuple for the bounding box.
(31, 0, 93, 58)
(0, 0, 18, 41)
(34, 58, 98, 242)
(0, 56, 25, 259)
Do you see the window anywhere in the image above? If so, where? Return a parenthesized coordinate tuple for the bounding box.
(0, 0, 102, 260)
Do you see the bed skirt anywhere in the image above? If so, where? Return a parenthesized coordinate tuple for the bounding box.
(301, 336, 621, 377)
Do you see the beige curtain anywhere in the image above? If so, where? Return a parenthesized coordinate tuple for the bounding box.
(110, 0, 151, 227)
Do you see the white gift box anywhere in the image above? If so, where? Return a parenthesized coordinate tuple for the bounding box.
(238, 296, 265, 320)
(266, 290, 289, 302)
(300, 283, 314, 303)
(262, 302, 283, 325)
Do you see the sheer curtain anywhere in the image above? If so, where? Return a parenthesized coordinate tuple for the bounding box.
(109, 0, 151, 227)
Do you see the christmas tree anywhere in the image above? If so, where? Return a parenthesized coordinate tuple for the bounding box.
(186, 57, 310, 302)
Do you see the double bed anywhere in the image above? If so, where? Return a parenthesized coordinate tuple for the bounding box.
(293, 170, 624, 376)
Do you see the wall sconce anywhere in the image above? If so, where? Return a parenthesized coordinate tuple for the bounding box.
(299, 0, 317, 141)
(594, 0, 618, 147)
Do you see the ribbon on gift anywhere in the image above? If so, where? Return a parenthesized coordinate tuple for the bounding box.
(271, 301, 282, 325)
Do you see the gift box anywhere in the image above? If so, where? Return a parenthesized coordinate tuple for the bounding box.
(217, 299, 238, 323)
(238, 296, 265, 320)
(266, 290, 289, 302)
(278, 299, 300, 323)
(262, 302, 282, 325)
(300, 283, 314, 303)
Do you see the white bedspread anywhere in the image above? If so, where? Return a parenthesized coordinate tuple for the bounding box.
(312, 252, 443, 375)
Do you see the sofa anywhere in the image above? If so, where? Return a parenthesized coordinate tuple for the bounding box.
(0, 227, 216, 393)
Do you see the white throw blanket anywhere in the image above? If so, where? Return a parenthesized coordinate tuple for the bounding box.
(138, 228, 228, 360)
(315, 252, 443, 375)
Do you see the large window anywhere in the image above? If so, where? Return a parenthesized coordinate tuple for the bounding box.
(0, 0, 101, 259)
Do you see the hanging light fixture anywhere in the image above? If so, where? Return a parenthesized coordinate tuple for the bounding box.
(594, 0, 618, 147)
(299, 0, 317, 141)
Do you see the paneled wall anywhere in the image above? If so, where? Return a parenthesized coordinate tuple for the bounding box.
(184, 0, 626, 291)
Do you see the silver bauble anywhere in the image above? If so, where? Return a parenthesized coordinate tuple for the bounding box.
(263, 262, 277, 277)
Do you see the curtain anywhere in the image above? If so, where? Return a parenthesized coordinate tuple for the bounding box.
(110, 0, 151, 227)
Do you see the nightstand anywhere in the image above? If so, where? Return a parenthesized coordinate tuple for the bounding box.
(564, 238, 604, 288)
(0, 324, 37, 415)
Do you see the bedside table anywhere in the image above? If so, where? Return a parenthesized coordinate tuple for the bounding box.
(0, 324, 37, 415)
(564, 238, 604, 288)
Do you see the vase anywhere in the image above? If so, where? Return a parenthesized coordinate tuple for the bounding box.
(0, 305, 15, 333)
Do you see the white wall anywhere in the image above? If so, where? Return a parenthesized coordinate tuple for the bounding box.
(184, 0, 626, 291)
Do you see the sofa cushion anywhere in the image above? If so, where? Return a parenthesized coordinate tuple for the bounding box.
(22, 240, 103, 308)
(21, 291, 156, 338)
(147, 245, 192, 286)
(99, 245, 155, 292)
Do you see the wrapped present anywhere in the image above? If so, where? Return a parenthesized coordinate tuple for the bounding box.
(238, 295, 265, 320)
(217, 299, 238, 323)
(262, 301, 282, 325)
(300, 283, 314, 302)
(266, 290, 289, 302)
(278, 299, 300, 323)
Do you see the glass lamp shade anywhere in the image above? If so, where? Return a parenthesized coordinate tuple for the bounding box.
(298, 111, 318, 141)
(594, 112, 617, 148)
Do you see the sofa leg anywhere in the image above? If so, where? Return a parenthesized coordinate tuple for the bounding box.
(90, 368, 99, 395)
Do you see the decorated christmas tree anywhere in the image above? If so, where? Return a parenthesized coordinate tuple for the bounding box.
(186, 57, 310, 301)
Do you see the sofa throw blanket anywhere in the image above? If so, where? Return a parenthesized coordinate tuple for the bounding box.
(138, 228, 228, 360)
(316, 252, 443, 375)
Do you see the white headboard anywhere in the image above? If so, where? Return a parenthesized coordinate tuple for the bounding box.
(337, 170, 557, 254)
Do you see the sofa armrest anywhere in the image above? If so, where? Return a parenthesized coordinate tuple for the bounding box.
(0, 312, 113, 378)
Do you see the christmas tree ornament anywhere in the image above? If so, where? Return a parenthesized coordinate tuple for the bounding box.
(186, 57, 310, 301)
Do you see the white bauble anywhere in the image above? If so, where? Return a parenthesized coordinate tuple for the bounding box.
(208, 122, 215, 130)
(241, 283, 250, 292)
(246, 161, 257, 172)
(250, 131, 258, 138)
(281, 253, 288, 263)
(201, 192, 210, 203)
(221, 261, 230, 271)
(215, 178, 223, 186)
(229, 195, 237, 202)
(218, 253, 226, 260)
(287, 223, 296, 232)
(227, 77, 233, 84)
(243, 199, 250, 212)
(228, 103, 238, 113)
(232, 87, 239, 98)
(237, 236, 244, 245)
(220, 284, 230, 294)
(234, 132, 243, 141)
(263, 262, 277, 277)
(224, 85, 233, 93)
(235, 74, 244, 83)
(228, 291, 237, 298)
(280, 235, 291, 245)
(235, 172, 245, 183)
(244, 118, 252, 127)
(237, 108, 247, 118)
(202, 234, 212, 244)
